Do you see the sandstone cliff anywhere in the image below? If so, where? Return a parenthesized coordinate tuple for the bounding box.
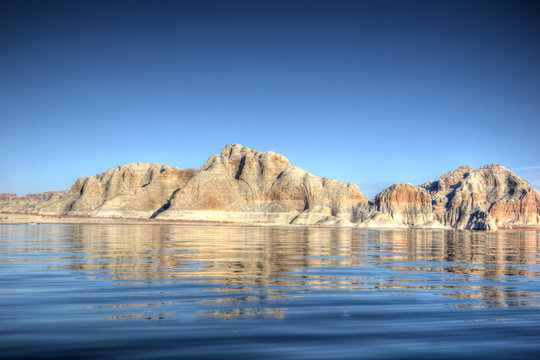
(0, 145, 367, 224)
(370, 183, 434, 227)
(157, 144, 367, 224)
(0, 191, 68, 202)
(365, 164, 540, 230)
(62, 163, 199, 218)
(0, 193, 20, 201)
(0, 163, 199, 218)
(0, 191, 70, 213)
(420, 164, 540, 230)
(1, 145, 539, 230)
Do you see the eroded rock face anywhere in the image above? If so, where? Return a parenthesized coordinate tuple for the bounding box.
(373, 183, 433, 226)
(0, 193, 19, 201)
(1, 146, 539, 230)
(420, 164, 539, 229)
(0, 191, 68, 202)
(0, 144, 367, 225)
(1, 163, 199, 218)
(0, 191, 70, 213)
(158, 144, 367, 223)
(63, 163, 199, 217)
(346, 164, 538, 230)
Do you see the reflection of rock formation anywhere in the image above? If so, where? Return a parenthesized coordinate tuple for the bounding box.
(63, 225, 364, 286)
(372, 229, 539, 275)
(4, 224, 537, 312)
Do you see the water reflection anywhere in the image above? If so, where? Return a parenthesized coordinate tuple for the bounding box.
(1, 224, 539, 319)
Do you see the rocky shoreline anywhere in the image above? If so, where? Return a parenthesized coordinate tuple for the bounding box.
(1, 212, 538, 232)
(1, 144, 539, 231)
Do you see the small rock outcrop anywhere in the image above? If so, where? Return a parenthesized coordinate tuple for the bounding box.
(0, 193, 19, 201)
(0, 191, 68, 202)
(373, 183, 433, 226)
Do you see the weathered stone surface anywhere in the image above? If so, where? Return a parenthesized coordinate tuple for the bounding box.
(0, 163, 199, 218)
(64, 163, 199, 217)
(0, 191, 70, 213)
(158, 144, 367, 223)
(373, 183, 433, 226)
(420, 164, 540, 229)
(1, 146, 539, 231)
(0, 191, 68, 202)
(0, 193, 19, 201)
(331, 164, 538, 230)
(0, 145, 367, 225)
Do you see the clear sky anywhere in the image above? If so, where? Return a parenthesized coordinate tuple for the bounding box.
(1, 0, 539, 198)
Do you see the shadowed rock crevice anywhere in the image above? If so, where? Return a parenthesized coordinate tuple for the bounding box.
(150, 189, 182, 219)
(150, 202, 170, 218)
(234, 156, 246, 180)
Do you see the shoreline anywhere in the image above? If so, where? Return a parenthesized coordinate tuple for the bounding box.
(0, 212, 230, 226)
(1, 212, 539, 232)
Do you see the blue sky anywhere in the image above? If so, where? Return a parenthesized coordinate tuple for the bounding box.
(1, 0, 539, 198)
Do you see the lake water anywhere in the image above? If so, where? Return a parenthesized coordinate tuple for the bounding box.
(1, 224, 540, 359)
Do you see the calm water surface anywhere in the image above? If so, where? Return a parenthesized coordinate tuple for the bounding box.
(1, 224, 540, 359)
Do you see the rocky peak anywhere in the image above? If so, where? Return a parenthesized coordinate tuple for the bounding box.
(373, 183, 433, 226)
(159, 145, 366, 224)
(221, 144, 256, 157)
(427, 165, 471, 192)
(472, 164, 530, 188)
(422, 164, 539, 229)
(376, 183, 430, 203)
(479, 164, 505, 170)
(70, 163, 176, 195)
(203, 144, 291, 183)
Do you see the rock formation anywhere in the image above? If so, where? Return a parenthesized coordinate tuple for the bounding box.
(371, 183, 434, 226)
(0, 163, 199, 218)
(61, 163, 199, 218)
(0, 193, 19, 201)
(0, 145, 367, 224)
(1, 145, 539, 230)
(156, 144, 367, 224)
(364, 164, 540, 230)
(420, 164, 540, 230)
(0, 191, 68, 202)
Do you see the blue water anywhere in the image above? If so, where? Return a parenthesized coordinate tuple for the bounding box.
(1, 224, 540, 359)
